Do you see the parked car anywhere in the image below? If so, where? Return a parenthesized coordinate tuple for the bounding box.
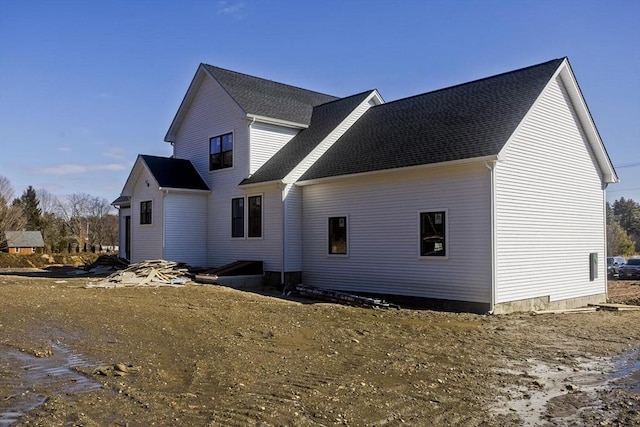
(607, 256, 627, 278)
(618, 258, 640, 279)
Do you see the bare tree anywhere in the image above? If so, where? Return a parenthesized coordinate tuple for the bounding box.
(0, 176, 27, 236)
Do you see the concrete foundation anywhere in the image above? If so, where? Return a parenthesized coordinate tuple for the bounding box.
(493, 293, 607, 314)
(215, 275, 264, 289)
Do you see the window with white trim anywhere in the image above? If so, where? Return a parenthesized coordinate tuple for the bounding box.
(231, 197, 244, 238)
(420, 211, 446, 256)
(248, 195, 262, 238)
(140, 200, 152, 225)
(328, 216, 348, 255)
(230, 195, 262, 238)
(210, 132, 233, 170)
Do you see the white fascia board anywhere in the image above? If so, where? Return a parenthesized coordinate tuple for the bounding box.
(557, 60, 618, 183)
(499, 59, 617, 184)
(283, 90, 379, 185)
(246, 114, 308, 129)
(158, 187, 211, 194)
(295, 155, 499, 186)
(121, 155, 145, 195)
(164, 66, 208, 143)
(237, 180, 282, 191)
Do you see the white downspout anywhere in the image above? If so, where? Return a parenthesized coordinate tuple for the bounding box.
(484, 161, 497, 314)
(278, 183, 286, 285)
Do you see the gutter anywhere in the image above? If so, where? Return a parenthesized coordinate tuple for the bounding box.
(484, 160, 498, 314)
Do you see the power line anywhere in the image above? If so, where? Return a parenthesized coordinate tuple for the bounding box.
(614, 162, 640, 168)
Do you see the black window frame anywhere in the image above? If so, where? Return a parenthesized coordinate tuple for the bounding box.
(420, 211, 446, 257)
(248, 195, 262, 238)
(231, 197, 244, 238)
(210, 132, 233, 171)
(140, 200, 152, 225)
(328, 216, 348, 255)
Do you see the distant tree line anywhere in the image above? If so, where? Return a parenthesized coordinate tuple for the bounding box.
(0, 175, 118, 253)
(607, 197, 640, 256)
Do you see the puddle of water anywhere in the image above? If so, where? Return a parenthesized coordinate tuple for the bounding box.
(610, 347, 640, 392)
(492, 347, 640, 425)
(0, 343, 102, 426)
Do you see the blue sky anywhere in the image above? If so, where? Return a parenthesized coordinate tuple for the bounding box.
(0, 0, 638, 205)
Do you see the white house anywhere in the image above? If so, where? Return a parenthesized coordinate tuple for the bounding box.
(113, 58, 618, 313)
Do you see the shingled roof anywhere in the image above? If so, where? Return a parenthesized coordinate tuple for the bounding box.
(4, 231, 45, 248)
(140, 155, 209, 191)
(203, 65, 339, 126)
(241, 90, 376, 185)
(298, 58, 564, 182)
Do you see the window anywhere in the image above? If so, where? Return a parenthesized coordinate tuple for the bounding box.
(230, 195, 262, 238)
(140, 200, 152, 225)
(231, 198, 244, 238)
(248, 195, 262, 238)
(210, 133, 233, 170)
(328, 216, 348, 255)
(420, 211, 446, 257)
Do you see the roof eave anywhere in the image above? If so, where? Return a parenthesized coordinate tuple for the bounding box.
(247, 114, 308, 129)
(158, 187, 211, 193)
(296, 155, 500, 186)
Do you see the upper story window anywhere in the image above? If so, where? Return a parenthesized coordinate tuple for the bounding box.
(210, 132, 233, 171)
(140, 200, 152, 225)
(420, 211, 446, 257)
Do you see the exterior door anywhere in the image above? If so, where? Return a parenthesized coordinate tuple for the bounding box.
(125, 215, 131, 260)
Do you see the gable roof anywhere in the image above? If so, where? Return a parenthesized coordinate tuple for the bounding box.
(203, 65, 339, 126)
(240, 90, 377, 186)
(165, 64, 339, 142)
(139, 155, 210, 191)
(298, 58, 566, 182)
(4, 231, 45, 248)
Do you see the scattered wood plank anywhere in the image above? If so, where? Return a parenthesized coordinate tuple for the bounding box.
(86, 260, 191, 288)
(588, 303, 640, 312)
(292, 284, 400, 309)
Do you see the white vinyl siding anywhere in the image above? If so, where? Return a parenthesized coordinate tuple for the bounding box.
(302, 164, 491, 302)
(164, 193, 208, 266)
(494, 76, 606, 303)
(283, 184, 303, 272)
(173, 76, 249, 181)
(249, 123, 299, 174)
(208, 185, 283, 272)
(130, 168, 162, 263)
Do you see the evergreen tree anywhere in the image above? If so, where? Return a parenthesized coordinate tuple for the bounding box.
(15, 186, 42, 231)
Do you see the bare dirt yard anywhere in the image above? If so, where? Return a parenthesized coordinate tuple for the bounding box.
(0, 262, 639, 426)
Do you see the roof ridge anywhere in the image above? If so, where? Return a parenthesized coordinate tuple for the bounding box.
(375, 58, 565, 108)
(202, 63, 339, 100)
(314, 89, 376, 108)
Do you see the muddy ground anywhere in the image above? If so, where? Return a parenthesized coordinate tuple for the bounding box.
(0, 268, 639, 426)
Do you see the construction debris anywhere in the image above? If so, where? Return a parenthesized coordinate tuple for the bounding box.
(290, 284, 400, 309)
(84, 254, 130, 274)
(588, 303, 640, 312)
(86, 259, 191, 288)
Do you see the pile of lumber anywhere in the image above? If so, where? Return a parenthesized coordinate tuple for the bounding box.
(86, 260, 191, 288)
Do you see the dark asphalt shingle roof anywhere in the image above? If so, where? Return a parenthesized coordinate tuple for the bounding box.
(4, 231, 45, 248)
(140, 155, 210, 191)
(299, 58, 564, 182)
(241, 90, 375, 185)
(203, 64, 339, 126)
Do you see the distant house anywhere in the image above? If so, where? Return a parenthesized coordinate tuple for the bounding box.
(114, 58, 618, 313)
(2, 231, 45, 255)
